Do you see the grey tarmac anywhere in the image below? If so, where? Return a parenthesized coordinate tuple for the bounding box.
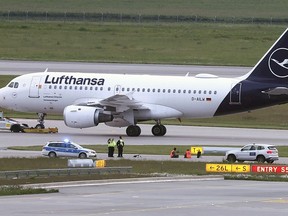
(1, 177, 288, 216)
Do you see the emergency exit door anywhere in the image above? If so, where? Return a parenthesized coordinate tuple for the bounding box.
(230, 83, 242, 104)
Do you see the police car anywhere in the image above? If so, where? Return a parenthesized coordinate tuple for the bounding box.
(42, 140, 97, 158)
(225, 144, 279, 163)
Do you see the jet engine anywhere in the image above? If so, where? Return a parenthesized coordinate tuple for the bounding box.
(63, 105, 113, 128)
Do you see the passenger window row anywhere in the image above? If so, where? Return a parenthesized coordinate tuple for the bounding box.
(47, 85, 217, 95)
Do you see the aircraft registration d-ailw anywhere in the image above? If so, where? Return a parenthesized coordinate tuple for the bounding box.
(1, 29, 288, 136)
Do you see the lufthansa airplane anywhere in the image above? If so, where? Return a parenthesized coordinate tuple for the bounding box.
(1, 29, 288, 136)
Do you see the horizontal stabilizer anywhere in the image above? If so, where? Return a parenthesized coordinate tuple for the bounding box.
(261, 87, 288, 95)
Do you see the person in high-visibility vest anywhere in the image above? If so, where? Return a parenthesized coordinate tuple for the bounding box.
(184, 149, 191, 158)
(117, 136, 125, 157)
(170, 147, 179, 158)
(107, 138, 116, 157)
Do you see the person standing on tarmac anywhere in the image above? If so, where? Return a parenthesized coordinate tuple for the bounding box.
(107, 138, 116, 157)
(117, 136, 125, 157)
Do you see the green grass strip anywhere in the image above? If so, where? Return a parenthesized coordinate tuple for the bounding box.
(0, 185, 58, 196)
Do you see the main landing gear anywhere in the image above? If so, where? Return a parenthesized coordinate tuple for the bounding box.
(35, 113, 46, 129)
(125, 121, 167, 137)
(126, 125, 141, 137)
(151, 124, 166, 136)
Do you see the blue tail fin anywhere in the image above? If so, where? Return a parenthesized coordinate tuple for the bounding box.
(247, 28, 288, 82)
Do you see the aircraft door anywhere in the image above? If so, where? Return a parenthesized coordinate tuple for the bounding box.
(29, 76, 41, 98)
(230, 83, 242, 104)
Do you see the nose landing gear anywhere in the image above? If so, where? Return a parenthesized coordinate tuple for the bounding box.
(35, 113, 46, 129)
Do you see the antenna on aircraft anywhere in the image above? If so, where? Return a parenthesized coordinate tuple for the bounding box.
(44, 68, 48, 72)
(185, 72, 190, 77)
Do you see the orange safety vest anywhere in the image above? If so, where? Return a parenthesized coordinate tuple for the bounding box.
(185, 150, 191, 158)
(170, 150, 175, 158)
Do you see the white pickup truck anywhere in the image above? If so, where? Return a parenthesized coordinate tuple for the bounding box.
(0, 111, 28, 132)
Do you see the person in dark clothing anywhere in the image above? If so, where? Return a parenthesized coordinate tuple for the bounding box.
(116, 136, 125, 157)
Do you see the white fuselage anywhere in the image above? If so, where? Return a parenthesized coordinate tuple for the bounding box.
(0, 72, 241, 119)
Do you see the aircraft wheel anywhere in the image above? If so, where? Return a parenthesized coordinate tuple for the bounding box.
(160, 125, 167, 136)
(152, 124, 166, 136)
(126, 125, 141, 137)
(35, 124, 45, 129)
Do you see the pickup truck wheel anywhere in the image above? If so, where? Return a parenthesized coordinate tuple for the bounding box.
(10, 124, 21, 132)
(227, 154, 236, 163)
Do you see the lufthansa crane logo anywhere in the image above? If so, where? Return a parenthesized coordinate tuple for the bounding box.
(268, 48, 288, 78)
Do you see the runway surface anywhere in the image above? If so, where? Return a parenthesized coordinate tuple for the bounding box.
(1, 119, 288, 147)
(1, 177, 288, 216)
(0, 60, 251, 77)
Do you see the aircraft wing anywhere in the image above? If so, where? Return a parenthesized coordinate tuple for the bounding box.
(261, 87, 288, 95)
(73, 93, 146, 113)
(99, 94, 145, 112)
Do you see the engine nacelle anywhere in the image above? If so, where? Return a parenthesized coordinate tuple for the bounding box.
(63, 105, 113, 128)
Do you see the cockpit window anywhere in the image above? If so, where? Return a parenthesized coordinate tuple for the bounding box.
(8, 82, 14, 88)
(8, 82, 19, 88)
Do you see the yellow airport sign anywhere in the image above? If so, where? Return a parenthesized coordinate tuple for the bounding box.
(96, 160, 106, 168)
(206, 164, 251, 173)
(231, 164, 250, 173)
(191, 146, 203, 155)
(206, 163, 232, 173)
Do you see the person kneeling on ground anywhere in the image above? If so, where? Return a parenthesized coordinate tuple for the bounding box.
(170, 147, 179, 158)
(184, 149, 191, 158)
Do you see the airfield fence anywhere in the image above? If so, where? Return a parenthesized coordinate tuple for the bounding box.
(0, 11, 288, 25)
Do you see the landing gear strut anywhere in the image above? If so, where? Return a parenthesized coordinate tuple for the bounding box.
(126, 125, 141, 137)
(35, 113, 46, 129)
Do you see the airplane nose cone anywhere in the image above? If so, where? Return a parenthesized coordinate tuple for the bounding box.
(0, 88, 6, 107)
